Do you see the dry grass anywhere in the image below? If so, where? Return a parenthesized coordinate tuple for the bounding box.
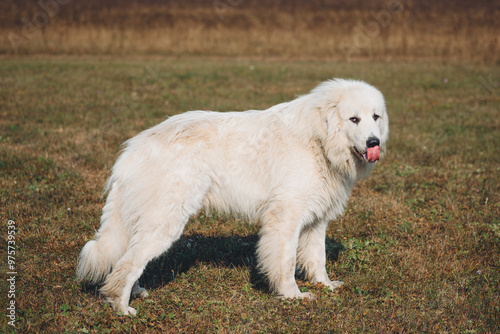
(0, 0, 498, 63)
(0, 57, 499, 333)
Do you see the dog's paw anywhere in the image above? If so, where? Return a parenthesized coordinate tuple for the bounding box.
(131, 285, 149, 299)
(327, 280, 344, 290)
(298, 291, 317, 300)
(132, 287, 149, 299)
(311, 278, 344, 291)
(278, 291, 317, 300)
(124, 306, 137, 316)
(138, 289, 149, 298)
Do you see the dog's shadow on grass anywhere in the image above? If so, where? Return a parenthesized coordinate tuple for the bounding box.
(82, 234, 344, 295)
(139, 234, 344, 293)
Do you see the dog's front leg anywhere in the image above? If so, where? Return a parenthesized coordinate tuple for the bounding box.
(296, 220, 343, 291)
(256, 209, 314, 299)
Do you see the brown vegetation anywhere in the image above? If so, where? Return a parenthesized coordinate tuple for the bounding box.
(1, 57, 499, 333)
(1, 0, 498, 63)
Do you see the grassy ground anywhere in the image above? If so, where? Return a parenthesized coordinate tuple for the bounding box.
(0, 57, 499, 333)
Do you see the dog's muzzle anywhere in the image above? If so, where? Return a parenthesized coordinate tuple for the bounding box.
(364, 137, 380, 163)
(353, 137, 381, 163)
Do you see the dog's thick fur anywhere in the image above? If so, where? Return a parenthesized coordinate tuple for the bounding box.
(77, 79, 389, 315)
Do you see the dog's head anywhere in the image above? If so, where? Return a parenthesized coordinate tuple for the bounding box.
(313, 79, 389, 174)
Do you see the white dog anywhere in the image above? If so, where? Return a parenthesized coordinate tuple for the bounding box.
(77, 79, 388, 315)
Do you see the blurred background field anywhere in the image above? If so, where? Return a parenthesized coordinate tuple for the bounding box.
(1, 0, 499, 63)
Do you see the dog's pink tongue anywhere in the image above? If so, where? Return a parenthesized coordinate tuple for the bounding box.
(367, 146, 380, 163)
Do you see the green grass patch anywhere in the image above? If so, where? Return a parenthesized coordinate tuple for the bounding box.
(0, 57, 499, 333)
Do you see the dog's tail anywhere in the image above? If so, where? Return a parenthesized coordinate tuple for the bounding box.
(76, 182, 129, 284)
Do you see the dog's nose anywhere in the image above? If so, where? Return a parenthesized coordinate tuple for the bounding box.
(366, 137, 380, 148)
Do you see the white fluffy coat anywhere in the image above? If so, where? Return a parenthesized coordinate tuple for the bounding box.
(77, 79, 389, 315)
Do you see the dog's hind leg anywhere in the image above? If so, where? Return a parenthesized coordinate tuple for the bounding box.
(100, 211, 189, 315)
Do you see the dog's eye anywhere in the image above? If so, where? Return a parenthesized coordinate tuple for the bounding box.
(373, 114, 380, 121)
(349, 117, 360, 124)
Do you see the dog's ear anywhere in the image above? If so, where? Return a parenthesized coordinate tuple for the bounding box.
(321, 102, 343, 134)
(317, 100, 353, 169)
(311, 80, 344, 140)
(309, 80, 352, 167)
(318, 94, 345, 144)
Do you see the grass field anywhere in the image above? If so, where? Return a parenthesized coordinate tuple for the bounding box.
(0, 57, 499, 333)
